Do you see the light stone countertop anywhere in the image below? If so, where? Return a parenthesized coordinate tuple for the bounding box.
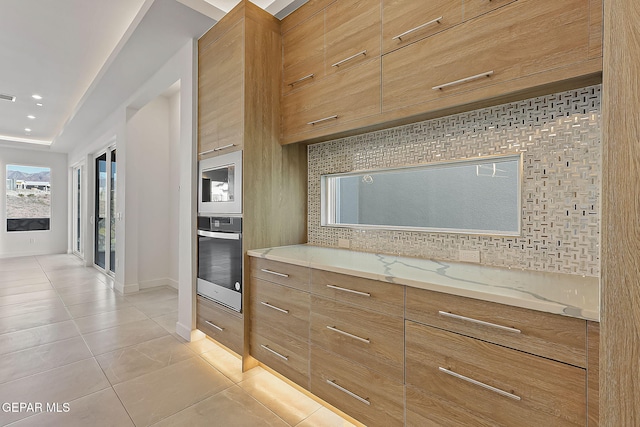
(247, 244, 600, 322)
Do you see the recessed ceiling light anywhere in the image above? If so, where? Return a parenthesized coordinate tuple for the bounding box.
(36, 103, 43, 107)
(27, 115, 36, 119)
(24, 128, 32, 132)
(32, 94, 42, 100)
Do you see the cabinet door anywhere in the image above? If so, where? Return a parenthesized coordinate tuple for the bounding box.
(282, 10, 325, 95)
(382, 0, 462, 54)
(198, 21, 244, 157)
(325, 0, 381, 75)
(282, 57, 380, 139)
(462, 0, 517, 21)
(382, 0, 591, 113)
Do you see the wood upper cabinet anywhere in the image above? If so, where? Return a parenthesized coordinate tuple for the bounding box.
(383, 0, 592, 113)
(282, 58, 380, 139)
(325, 0, 381, 74)
(198, 20, 244, 158)
(282, 10, 325, 95)
(382, 0, 462, 54)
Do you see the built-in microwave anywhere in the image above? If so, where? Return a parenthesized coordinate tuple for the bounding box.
(198, 150, 242, 215)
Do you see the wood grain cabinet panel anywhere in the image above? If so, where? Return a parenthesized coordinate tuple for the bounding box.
(310, 269, 404, 316)
(406, 287, 587, 367)
(310, 345, 404, 427)
(249, 258, 310, 291)
(406, 321, 587, 427)
(310, 295, 404, 382)
(282, 57, 381, 140)
(382, 0, 591, 113)
(196, 296, 244, 354)
(198, 20, 244, 158)
(462, 0, 517, 21)
(282, 10, 325, 95)
(250, 333, 309, 388)
(382, 0, 462, 54)
(325, 0, 381, 74)
(588, 321, 600, 426)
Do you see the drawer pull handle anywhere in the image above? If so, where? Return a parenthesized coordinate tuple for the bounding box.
(331, 50, 367, 68)
(326, 380, 371, 405)
(392, 16, 442, 41)
(260, 301, 289, 314)
(260, 268, 289, 278)
(199, 143, 236, 156)
(288, 73, 314, 87)
(438, 367, 521, 401)
(326, 284, 371, 297)
(326, 326, 370, 344)
(260, 344, 289, 361)
(432, 71, 494, 90)
(204, 320, 224, 331)
(437, 311, 521, 334)
(307, 115, 339, 126)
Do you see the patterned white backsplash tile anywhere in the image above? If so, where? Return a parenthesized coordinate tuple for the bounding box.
(307, 85, 601, 276)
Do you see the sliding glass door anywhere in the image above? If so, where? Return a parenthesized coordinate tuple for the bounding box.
(94, 147, 116, 274)
(72, 165, 83, 257)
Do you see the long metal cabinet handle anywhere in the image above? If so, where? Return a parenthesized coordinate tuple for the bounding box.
(205, 320, 224, 331)
(197, 230, 241, 240)
(260, 344, 289, 361)
(326, 284, 371, 297)
(438, 311, 521, 334)
(326, 326, 370, 344)
(432, 71, 494, 90)
(260, 301, 289, 314)
(392, 16, 442, 40)
(326, 380, 371, 405)
(438, 367, 522, 401)
(288, 73, 315, 86)
(331, 50, 367, 67)
(308, 115, 339, 125)
(260, 268, 289, 278)
(199, 143, 236, 156)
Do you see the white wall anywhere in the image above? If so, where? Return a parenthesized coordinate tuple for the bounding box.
(168, 91, 180, 285)
(0, 147, 68, 258)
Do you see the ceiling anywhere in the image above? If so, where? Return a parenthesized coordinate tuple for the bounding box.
(0, 0, 305, 152)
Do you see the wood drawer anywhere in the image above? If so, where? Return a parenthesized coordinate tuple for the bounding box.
(282, 57, 381, 140)
(462, 0, 517, 21)
(251, 333, 309, 389)
(249, 258, 309, 291)
(310, 269, 404, 316)
(196, 296, 243, 354)
(310, 345, 404, 427)
(382, 0, 591, 113)
(250, 278, 310, 342)
(282, 9, 324, 95)
(406, 321, 587, 426)
(325, 0, 381, 75)
(382, 0, 462, 54)
(310, 296, 404, 382)
(405, 287, 587, 367)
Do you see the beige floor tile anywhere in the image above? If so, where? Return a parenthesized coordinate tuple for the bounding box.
(35, 254, 84, 270)
(8, 388, 134, 427)
(151, 385, 288, 427)
(114, 357, 233, 426)
(0, 277, 50, 289)
(0, 289, 60, 307)
(96, 335, 194, 385)
(49, 276, 108, 289)
(239, 371, 322, 426)
(54, 280, 109, 297)
(0, 298, 66, 319)
(0, 269, 48, 284)
(0, 336, 92, 384)
(0, 304, 70, 334)
(124, 287, 177, 305)
(295, 407, 359, 427)
(0, 358, 110, 424)
(151, 311, 178, 333)
(200, 343, 264, 384)
(44, 270, 106, 286)
(65, 295, 131, 318)
(73, 306, 148, 334)
(0, 283, 53, 297)
(129, 296, 179, 318)
(179, 335, 225, 355)
(0, 320, 79, 355)
(58, 286, 121, 306)
(0, 257, 39, 273)
(82, 318, 169, 355)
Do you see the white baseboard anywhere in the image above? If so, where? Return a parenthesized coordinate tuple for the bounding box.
(114, 280, 139, 294)
(0, 250, 66, 259)
(176, 322, 201, 341)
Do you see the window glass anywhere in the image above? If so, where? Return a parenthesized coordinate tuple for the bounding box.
(6, 165, 51, 232)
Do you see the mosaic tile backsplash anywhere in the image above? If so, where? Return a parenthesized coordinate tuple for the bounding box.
(308, 85, 601, 276)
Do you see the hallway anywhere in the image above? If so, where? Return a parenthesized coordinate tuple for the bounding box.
(0, 255, 353, 426)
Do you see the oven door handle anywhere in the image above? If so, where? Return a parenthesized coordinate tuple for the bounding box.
(197, 230, 241, 240)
